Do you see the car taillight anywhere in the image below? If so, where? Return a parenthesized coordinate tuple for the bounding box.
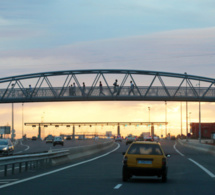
(162, 158, 166, 167)
(123, 156, 128, 165)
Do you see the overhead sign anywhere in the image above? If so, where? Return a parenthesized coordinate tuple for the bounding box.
(0, 126, 11, 134)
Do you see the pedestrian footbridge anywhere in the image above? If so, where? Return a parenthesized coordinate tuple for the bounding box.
(0, 69, 215, 103)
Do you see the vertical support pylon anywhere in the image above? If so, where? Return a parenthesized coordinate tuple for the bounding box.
(73, 125, 75, 140)
(151, 123, 154, 140)
(117, 123, 120, 135)
(38, 124, 41, 140)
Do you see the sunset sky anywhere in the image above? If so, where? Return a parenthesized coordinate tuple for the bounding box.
(1, 1, 215, 138)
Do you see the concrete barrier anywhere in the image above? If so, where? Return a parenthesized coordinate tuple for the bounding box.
(52, 140, 115, 165)
(178, 139, 215, 155)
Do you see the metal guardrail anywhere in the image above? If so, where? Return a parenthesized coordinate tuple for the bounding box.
(0, 150, 69, 177)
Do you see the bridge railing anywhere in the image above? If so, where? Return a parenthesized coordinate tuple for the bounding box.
(0, 86, 215, 102)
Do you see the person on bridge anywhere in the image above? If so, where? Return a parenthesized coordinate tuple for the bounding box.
(113, 79, 119, 95)
(72, 83, 76, 96)
(129, 81, 135, 95)
(69, 84, 72, 96)
(99, 81, 105, 96)
(82, 82, 86, 96)
(28, 84, 32, 96)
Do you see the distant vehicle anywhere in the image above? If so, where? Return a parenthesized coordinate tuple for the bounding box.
(66, 136, 72, 140)
(46, 135, 54, 143)
(122, 141, 170, 182)
(144, 136, 154, 141)
(53, 136, 64, 146)
(0, 139, 14, 156)
(126, 136, 136, 145)
(136, 136, 144, 141)
(78, 135, 85, 140)
(115, 135, 122, 142)
(94, 136, 99, 140)
(170, 136, 176, 140)
(154, 136, 160, 142)
(31, 136, 37, 140)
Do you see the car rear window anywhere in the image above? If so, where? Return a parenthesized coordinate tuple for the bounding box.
(128, 144, 163, 155)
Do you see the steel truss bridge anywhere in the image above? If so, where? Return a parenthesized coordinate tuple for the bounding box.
(1, 69, 215, 103)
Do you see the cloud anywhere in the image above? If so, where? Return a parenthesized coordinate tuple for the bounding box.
(0, 27, 215, 78)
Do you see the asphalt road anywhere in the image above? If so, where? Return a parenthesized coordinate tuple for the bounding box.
(0, 140, 215, 195)
(13, 139, 105, 155)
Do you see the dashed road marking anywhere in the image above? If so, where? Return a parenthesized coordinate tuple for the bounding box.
(114, 184, 122, 189)
(0, 179, 18, 184)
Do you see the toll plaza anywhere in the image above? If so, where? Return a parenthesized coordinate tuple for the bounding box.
(24, 122, 168, 140)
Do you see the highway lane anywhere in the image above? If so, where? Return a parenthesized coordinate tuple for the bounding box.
(13, 139, 107, 155)
(1, 140, 215, 195)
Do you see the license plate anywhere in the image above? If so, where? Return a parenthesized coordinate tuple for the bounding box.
(138, 160, 152, 164)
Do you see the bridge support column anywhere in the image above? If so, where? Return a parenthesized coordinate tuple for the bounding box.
(151, 123, 154, 140)
(38, 124, 41, 140)
(117, 124, 120, 135)
(72, 125, 75, 140)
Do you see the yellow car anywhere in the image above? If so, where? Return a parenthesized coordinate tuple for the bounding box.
(122, 141, 170, 182)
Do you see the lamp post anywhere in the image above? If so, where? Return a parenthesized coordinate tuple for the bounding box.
(197, 81, 201, 143)
(165, 101, 167, 137)
(179, 92, 183, 136)
(189, 112, 192, 134)
(186, 101, 188, 142)
(185, 72, 188, 142)
(12, 103, 14, 141)
(148, 107, 150, 132)
(22, 103, 24, 138)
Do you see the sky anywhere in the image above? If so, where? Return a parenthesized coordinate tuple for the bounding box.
(1, 0, 215, 138)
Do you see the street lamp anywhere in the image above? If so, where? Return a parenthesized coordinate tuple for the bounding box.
(189, 112, 192, 133)
(148, 107, 150, 132)
(22, 103, 24, 138)
(179, 92, 183, 136)
(197, 81, 201, 143)
(165, 101, 167, 137)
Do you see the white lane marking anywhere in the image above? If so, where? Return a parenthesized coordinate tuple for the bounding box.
(0, 143, 120, 189)
(14, 151, 23, 154)
(20, 141, 30, 151)
(188, 158, 215, 178)
(114, 184, 122, 189)
(173, 143, 185, 157)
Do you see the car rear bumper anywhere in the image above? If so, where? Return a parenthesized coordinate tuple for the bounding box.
(123, 166, 167, 176)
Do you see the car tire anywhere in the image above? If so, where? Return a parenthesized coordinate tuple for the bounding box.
(162, 172, 167, 182)
(122, 167, 129, 182)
